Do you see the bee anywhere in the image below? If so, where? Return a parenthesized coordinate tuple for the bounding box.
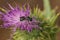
(20, 16, 32, 21)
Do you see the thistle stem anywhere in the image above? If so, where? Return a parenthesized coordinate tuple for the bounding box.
(43, 0, 51, 19)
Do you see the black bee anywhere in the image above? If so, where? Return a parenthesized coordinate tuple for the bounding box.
(20, 16, 32, 21)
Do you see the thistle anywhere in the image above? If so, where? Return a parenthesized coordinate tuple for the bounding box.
(13, 0, 60, 40)
(0, 0, 60, 40)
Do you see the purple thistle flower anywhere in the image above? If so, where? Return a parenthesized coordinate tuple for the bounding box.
(0, 4, 40, 32)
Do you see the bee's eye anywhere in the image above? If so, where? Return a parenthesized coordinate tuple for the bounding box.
(27, 17, 32, 21)
(20, 17, 25, 21)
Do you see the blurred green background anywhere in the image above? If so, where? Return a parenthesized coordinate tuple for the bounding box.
(0, 0, 60, 40)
